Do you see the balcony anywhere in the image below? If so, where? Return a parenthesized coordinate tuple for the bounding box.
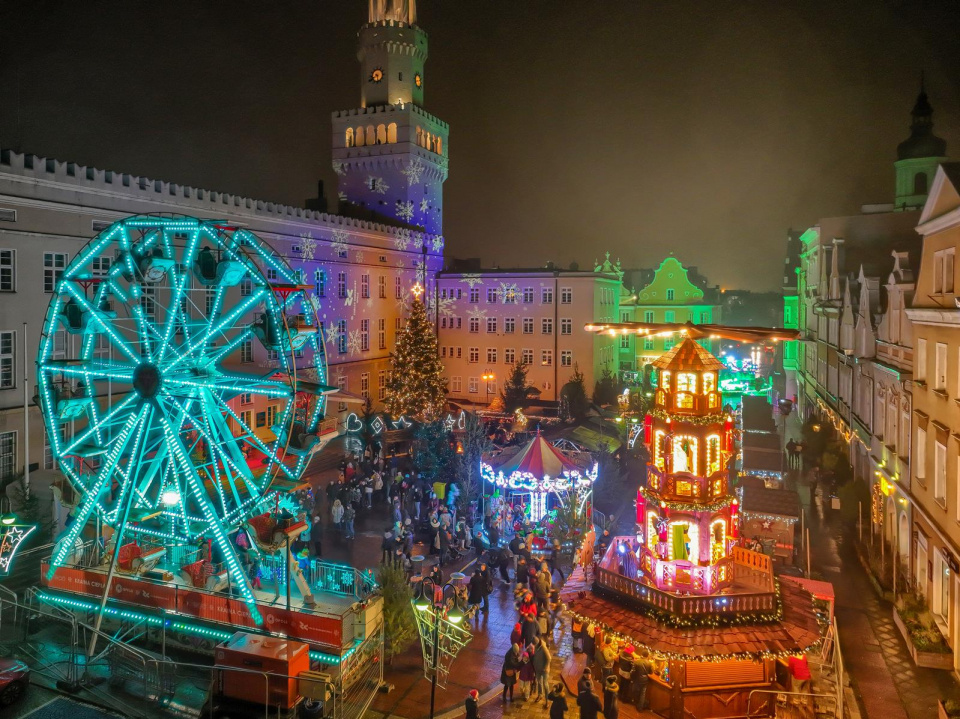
(647, 466, 728, 504)
(655, 390, 723, 415)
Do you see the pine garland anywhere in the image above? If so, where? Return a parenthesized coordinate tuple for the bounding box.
(649, 407, 727, 426)
(385, 298, 448, 421)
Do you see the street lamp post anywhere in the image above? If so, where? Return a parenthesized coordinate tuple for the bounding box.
(481, 371, 495, 405)
(414, 577, 465, 719)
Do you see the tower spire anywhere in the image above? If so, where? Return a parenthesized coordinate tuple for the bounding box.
(894, 75, 948, 210)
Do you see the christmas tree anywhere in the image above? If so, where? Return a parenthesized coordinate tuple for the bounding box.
(385, 296, 448, 420)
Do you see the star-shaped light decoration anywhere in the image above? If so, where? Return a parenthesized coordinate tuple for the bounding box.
(411, 282, 424, 300)
(0, 522, 36, 573)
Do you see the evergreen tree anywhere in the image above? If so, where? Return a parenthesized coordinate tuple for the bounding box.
(501, 361, 534, 413)
(377, 562, 418, 663)
(385, 298, 447, 421)
(560, 363, 590, 422)
(593, 368, 618, 406)
(457, 412, 491, 517)
(413, 420, 458, 485)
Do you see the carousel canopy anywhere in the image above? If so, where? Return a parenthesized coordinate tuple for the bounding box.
(489, 433, 582, 478)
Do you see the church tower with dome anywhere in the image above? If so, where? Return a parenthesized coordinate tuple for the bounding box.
(331, 0, 449, 236)
(895, 77, 948, 211)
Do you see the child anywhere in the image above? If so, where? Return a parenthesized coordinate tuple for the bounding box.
(465, 688, 480, 719)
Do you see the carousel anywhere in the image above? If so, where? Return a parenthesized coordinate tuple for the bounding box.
(562, 322, 824, 719)
(480, 432, 597, 524)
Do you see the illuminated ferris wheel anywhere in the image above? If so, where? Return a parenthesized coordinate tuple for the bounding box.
(37, 215, 328, 622)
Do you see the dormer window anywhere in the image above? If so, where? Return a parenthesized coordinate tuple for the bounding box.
(702, 372, 716, 394)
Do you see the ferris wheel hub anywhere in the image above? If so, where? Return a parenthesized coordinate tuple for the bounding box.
(132, 363, 162, 399)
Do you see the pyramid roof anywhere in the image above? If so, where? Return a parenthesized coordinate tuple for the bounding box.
(651, 338, 725, 372)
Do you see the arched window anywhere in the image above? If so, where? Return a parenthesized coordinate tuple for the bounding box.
(672, 436, 697, 474)
(377, 124, 387, 145)
(710, 519, 727, 562)
(653, 430, 666, 471)
(356, 126, 365, 147)
(387, 123, 397, 143)
(366, 125, 375, 145)
(416, 127, 424, 147)
(914, 172, 928, 195)
(345, 128, 354, 147)
(706, 434, 721, 475)
(702, 373, 715, 393)
(436, 137, 443, 155)
(677, 373, 697, 393)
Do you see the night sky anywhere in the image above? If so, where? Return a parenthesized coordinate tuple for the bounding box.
(1, 0, 958, 290)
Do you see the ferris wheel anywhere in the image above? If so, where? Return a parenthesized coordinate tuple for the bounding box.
(37, 215, 328, 623)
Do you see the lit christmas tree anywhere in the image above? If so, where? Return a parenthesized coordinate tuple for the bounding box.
(385, 289, 448, 420)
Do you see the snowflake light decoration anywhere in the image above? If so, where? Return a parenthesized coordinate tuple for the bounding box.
(355, 250, 365, 263)
(348, 329, 363, 355)
(338, 191, 348, 201)
(420, 199, 430, 213)
(396, 201, 415, 222)
(412, 233, 424, 250)
(431, 236, 444, 253)
(394, 228, 411, 251)
(467, 307, 488, 321)
(401, 157, 426, 186)
(460, 273, 483, 288)
(324, 322, 342, 347)
(368, 176, 389, 195)
(330, 229, 349, 255)
(332, 160, 347, 176)
(430, 294, 456, 318)
(298, 232, 318, 261)
(499, 282, 520, 303)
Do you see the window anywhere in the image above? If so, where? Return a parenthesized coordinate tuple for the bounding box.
(523, 287, 534, 304)
(43, 252, 67, 293)
(644, 311, 654, 323)
(240, 277, 253, 296)
(378, 370, 387, 401)
(666, 289, 675, 300)
(542, 318, 553, 335)
(469, 347, 479, 363)
(239, 410, 252, 431)
(0, 431, 14, 480)
(504, 317, 515, 334)
(505, 348, 516, 364)
(315, 270, 325, 298)
(337, 272, 347, 299)
(396, 276, 403, 299)
(561, 350, 572, 367)
(454, 347, 462, 358)
(486, 317, 498, 334)
(91, 256, 111, 276)
(621, 333, 630, 349)
(700, 311, 710, 323)
(240, 392, 252, 405)
(360, 373, 369, 399)
(541, 349, 553, 366)
(917, 338, 927, 382)
(503, 287, 517, 304)
(644, 337, 654, 350)
(486, 288, 498, 304)
(487, 348, 497, 363)
(396, 317, 402, 333)
(934, 249, 955, 294)
(561, 319, 572, 335)
(561, 288, 572, 304)
(522, 318, 534, 334)
(916, 427, 927, 481)
(469, 317, 480, 333)
(378, 318, 386, 349)
(337, 320, 347, 354)
(266, 404, 277, 428)
(378, 275, 386, 299)
(361, 319, 369, 351)
(266, 267, 278, 282)
(451, 376, 462, 393)
(664, 310, 675, 323)
(337, 375, 347, 411)
(0, 250, 13, 292)
(521, 349, 533, 365)
(469, 288, 479, 303)
(205, 287, 216, 317)
(936, 343, 948, 391)
(935, 440, 947, 504)
(934, 553, 950, 625)
(468, 377, 479, 393)
(361, 274, 370, 298)
(0, 331, 13, 389)
(240, 340, 253, 363)
(542, 288, 553, 304)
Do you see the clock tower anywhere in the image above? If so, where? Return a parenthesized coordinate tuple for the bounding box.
(331, 2, 448, 237)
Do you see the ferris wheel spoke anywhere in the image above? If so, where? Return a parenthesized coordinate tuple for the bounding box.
(195, 394, 243, 514)
(157, 411, 262, 625)
(104, 403, 154, 525)
(60, 283, 142, 364)
(47, 406, 149, 577)
(60, 393, 139, 457)
(173, 288, 266, 370)
(155, 231, 202, 364)
(219, 401, 299, 482)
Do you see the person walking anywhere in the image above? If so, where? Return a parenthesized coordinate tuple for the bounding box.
(310, 515, 323, 557)
(468, 569, 486, 615)
(602, 676, 619, 719)
(331, 499, 344, 537)
(465, 688, 480, 719)
(549, 538, 565, 581)
(343, 504, 356, 540)
(578, 683, 602, 719)
(382, 526, 394, 564)
(521, 612, 540, 647)
(478, 560, 492, 613)
(518, 647, 535, 700)
(631, 649, 652, 711)
(500, 644, 523, 703)
(548, 682, 568, 718)
(532, 637, 552, 705)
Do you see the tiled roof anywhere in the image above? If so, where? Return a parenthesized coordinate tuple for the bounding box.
(651, 338, 725, 372)
(559, 568, 821, 661)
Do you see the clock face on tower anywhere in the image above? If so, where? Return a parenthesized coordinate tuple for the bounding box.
(414, 73, 422, 88)
(370, 68, 384, 83)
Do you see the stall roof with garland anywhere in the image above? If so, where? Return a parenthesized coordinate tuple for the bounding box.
(560, 566, 821, 661)
(741, 486, 801, 519)
(485, 432, 583, 477)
